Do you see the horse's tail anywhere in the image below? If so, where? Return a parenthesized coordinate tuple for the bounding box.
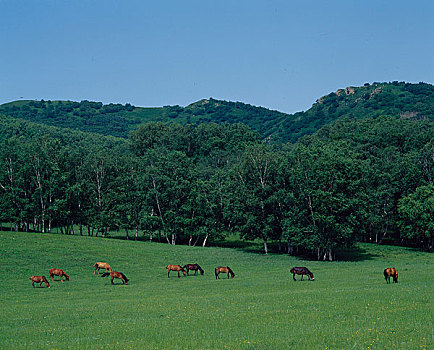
(215, 267, 218, 277)
(120, 273, 129, 283)
(101, 272, 110, 277)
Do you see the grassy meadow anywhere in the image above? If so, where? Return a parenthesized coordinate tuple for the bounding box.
(0, 231, 432, 349)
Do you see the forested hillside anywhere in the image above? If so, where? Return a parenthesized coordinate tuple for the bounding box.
(0, 109, 432, 257)
(1, 81, 432, 142)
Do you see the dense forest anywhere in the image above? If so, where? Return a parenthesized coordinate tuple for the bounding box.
(0, 82, 433, 259)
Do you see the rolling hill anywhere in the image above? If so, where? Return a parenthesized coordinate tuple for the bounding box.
(0, 81, 432, 143)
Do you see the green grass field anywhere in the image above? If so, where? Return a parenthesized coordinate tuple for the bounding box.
(0, 231, 432, 349)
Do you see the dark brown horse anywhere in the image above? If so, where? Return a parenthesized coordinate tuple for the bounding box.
(290, 267, 314, 281)
(49, 268, 70, 282)
(92, 262, 111, 275)
(183, 264, 204, 276)
(166, 265, 187, 278)
(384, 268, 398, 283)
(30, 276, 50, 288)
(101, 270, 129, 285)
(215, 266, 235, 279)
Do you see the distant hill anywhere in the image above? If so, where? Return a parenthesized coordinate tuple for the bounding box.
(1, 81, 432, 143)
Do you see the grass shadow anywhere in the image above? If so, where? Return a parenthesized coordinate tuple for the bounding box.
(209, 238, 378, 262)
(296, 245, 377, 262)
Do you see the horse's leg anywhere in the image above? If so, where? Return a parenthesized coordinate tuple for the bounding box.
(178, 271, 180, 278)
(60, 274, 63, 282)
(301, 274, 304, 281)
(293, 273, 296, 281)
(111, 276, 114, 285)
(168, 270, 170, 278)
(32, 281, 35, 288)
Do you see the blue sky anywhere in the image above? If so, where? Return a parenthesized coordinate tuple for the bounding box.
(1, 1, 433, 114)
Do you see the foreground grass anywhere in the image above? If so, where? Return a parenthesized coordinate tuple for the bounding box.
(0, 232, 432, 349)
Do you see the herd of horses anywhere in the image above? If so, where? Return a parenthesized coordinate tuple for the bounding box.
(166, 264, 234, 279)
(30, 262, 398, 288)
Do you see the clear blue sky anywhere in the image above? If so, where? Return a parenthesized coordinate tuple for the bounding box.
(1, 1, 433, 114)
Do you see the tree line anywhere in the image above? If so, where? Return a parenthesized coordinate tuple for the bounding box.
(0, 115, 433, 258)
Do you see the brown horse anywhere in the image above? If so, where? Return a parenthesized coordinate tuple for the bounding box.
(49, 268, 70, 282)
(183, 263, 204, 276)
(290, 267, 315, 281)
(101, 271, 129, 285)
(215, 266, 235, 279)
(166, 265, 187, 278)
(384, 268, 398, 283)
(93, 262, 111, 275)
(30, 276, 50, 288)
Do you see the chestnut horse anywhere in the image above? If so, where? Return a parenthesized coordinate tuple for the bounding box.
(290, 267, 314, 281)
(93, 262, 111, 275)
(215, 266, 235, 279)
(101, 271, 129, 285)
(49, 268, 70, 282)
(30, 276, 50, 288)
(166, 265, 187, 278)
(183, 263, 204, 276)
(384, 268, 398, 283)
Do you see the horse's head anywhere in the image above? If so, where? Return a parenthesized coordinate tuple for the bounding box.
(65, 274, 70, 281)
(182, 269, 187, 276)
(310, 274, 315, 281)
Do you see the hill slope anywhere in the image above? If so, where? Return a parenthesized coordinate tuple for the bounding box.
(1, 81, 432, 143)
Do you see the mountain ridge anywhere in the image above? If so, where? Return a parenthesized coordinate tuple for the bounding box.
(1, 81, 432, 143)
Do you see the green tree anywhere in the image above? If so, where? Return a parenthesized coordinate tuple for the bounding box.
(229, 143, 284, 254)
(398, 184, 434, 250)
(284, 140, 363, 260)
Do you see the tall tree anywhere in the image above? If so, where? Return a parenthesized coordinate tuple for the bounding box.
(398, 184, 434, 250)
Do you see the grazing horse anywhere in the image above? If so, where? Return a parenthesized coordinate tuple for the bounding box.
(93, 262, 111, 275)
(101, 271, 129, 285)
(215, 266, 235, 279)
(183, 264, 204, 276)
(290, 267, 314, 281)
(384, 268, 398, 283)
(30, 276, 50, 288)
(49, 268, 70, 282)
(166, 265, 187, 278)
